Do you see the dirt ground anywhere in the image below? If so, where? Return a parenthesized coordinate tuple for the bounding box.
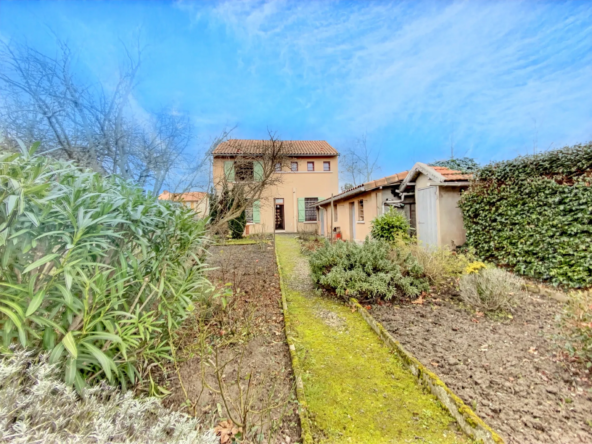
(371, 292, 592, 444)
(164, 240, 300, 444)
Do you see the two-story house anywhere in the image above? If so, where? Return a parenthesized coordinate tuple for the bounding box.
(212, 139, 339, 233)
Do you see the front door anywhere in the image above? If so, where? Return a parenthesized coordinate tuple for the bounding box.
(275, 198, 285, 230)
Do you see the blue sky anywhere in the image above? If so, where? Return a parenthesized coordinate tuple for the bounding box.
(1, 0, 591, 181)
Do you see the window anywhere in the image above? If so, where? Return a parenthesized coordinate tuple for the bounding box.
(235, 161, 254, 182)
(275, 163, 281, 172)
(307, 162, 314, 171)
(358, 199, 364, 222)
(305, 197, 318, 221)
(323, 161, 330, 171)
(291, 162, 298, 172)
(245, 205, 253, 224)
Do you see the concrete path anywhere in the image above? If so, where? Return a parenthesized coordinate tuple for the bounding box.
(276, 235, 471, 444)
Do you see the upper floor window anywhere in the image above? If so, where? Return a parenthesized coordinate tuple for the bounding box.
(305, 198, 318, 221)
(235, 161, 254, 182)
(275, 163, 281, 172)
(307, 162, 314, 171)
(358, 199, 364, 222)
(323, 161, 330, 171)
(291, 162, 298, 172)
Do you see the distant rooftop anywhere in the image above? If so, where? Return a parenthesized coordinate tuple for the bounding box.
(212, 139, 338, 156)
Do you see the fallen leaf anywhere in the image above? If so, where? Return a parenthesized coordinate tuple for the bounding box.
(430, 361, 439, 367)
(214, 420, 240, 444)
(365, 305, 372, 310)
(475, 311, 484, 317)
(411, 297, 424, 305)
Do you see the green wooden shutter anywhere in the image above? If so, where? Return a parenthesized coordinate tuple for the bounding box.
(253, 200, 261, 223)
(298, 198, 305, 222)
(224, 161, 235, 181)
(254, 161, 263, 181)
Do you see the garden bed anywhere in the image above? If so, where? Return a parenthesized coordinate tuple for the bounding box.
(371, 292, 592, 444)
(164, 241, 300, 444)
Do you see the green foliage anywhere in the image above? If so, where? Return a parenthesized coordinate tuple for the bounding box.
(460, 142, 592, 288)
(430, 157, 480, 174)
(0, 144, 211, 391)
(228, 210, 246, 239)
(309, 239, 429, 301)
(371, 208, 410, 242)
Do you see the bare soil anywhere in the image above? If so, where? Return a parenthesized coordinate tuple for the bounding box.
(164, 241, 300, 444)
(371, 292, 592, 444)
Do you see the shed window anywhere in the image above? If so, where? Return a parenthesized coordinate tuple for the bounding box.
(307, 162, 314, 171)
(305, 198, 318, 221)
(358, 200, 364, 221)
(291, 162, 298, 171)
(323, 161, 330, 171)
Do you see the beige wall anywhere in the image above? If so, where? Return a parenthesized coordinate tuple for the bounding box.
(319, 189, 382, 242)
(213, 156, 339, 233)
(438, 187, 467, 248)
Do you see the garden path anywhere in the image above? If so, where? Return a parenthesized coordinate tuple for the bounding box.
(275, 234, 471, 444)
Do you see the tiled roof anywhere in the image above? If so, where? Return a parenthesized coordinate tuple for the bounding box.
(431, 166, 472, 181)
(317, 170, 408, 206)
(212, 139, 338, 156)
(158, 191, 208, 202)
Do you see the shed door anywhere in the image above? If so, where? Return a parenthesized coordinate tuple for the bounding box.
(417, 187, 438, 248)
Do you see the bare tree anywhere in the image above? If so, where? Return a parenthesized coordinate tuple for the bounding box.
(340, 133, 381, 186)
(208, 131, 289, 233)
(0, 38, 195, 195)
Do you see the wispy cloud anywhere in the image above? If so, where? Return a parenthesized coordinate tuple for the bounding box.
(178, 0, 592, 161)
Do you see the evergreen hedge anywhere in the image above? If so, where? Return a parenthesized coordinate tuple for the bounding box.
(459, 142, 592, 288)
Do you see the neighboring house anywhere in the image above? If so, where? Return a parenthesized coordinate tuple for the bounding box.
(158, 191, 209, 216)
(212, 139, 339, 233)
(316, 163, 471, 248)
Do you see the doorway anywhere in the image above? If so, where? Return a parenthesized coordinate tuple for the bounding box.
(349, 202, 356, 241)
(275, 198, 285, 230)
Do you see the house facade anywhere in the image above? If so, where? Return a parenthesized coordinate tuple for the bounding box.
(158, 191, 209, 217)
(212, 139, 339, 233)
(316, 163, 470, 248)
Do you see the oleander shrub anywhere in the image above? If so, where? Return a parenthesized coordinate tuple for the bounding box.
(459, 268, 524, 312)
(371, 208, 410, 242)
(0, 350, 217, 444)
(309, 239, 429, 300)
(460, 142, 592, 288)
(0, 143, 211, 392)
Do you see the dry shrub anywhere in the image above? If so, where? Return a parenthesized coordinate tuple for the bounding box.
(561, 290, 592, 366)
(0, 351, 217, 444)
(460, 268, 524, 312)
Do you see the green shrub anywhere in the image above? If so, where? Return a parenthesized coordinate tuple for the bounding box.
(0, 144, 211, 392)
(459, 268, 523, 312)
(460, 142, 592, 288)
(371, 208, 410, 242)
(0, 350, 217, 443)
(228, 210, 246, 239)
(309, 239, 429, 301)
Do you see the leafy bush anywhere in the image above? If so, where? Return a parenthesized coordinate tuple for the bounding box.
(460, 142, 592, 288)
(459, 268, 524, 312)
(561, 291, 592, 367)
(371, 208, 410, 241)
(0, 350, 217, 443)
(430, 157, 480, 174)
(309, 239, 429, 300)
(0, 144, 211, 391)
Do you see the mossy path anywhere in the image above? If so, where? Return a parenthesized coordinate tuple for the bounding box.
(276, 235, 471, 444)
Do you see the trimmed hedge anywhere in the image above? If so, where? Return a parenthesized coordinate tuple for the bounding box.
(460, 142, 592, 288)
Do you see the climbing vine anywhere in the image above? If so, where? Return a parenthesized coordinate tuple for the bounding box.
(460, 142, 592, 288)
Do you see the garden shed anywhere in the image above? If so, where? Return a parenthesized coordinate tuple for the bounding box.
(398, 163, 471, 249)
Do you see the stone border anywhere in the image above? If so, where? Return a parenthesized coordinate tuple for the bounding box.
(350, 298, 505, 444)
(274, 240, 314, 444)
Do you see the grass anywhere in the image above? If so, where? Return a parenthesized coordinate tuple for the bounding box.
(276, 235, 471, 444)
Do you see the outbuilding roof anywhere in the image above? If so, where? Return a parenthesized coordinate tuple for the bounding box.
(399, 163, 472, 191)
(212, 139, 339, 157)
